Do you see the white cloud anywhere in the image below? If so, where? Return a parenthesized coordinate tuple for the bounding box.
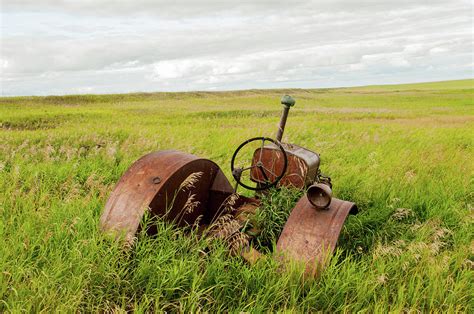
(1, 0, 472, 95)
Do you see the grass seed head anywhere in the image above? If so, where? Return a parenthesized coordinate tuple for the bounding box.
(179, 172, 203, 191)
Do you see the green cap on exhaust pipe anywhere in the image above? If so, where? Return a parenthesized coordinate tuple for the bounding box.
(281, 95, 295, 107)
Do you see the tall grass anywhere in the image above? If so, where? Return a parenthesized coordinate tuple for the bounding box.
(1, 79, 473, 311)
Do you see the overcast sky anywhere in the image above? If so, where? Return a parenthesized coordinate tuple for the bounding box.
(1, 0, 473, 96)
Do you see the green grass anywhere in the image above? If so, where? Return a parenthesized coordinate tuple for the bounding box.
(1, 79, 473, 312)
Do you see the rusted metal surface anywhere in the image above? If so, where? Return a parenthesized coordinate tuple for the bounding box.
(276, 106, 290, 142)
(276, 95, 296, 142)
(307, 183, 332, 209)
(251, 143, 320, 189)
(276, 196, 358, 276)
(100, 150, 233, 243)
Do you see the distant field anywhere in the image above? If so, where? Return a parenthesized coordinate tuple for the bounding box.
(1, 79, 473, 312)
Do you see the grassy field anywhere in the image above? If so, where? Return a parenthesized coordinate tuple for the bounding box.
(1, 79, 473, 312)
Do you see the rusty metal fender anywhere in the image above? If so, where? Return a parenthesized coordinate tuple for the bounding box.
(276, 196, 358, 276)
(100, 150, 234, 243)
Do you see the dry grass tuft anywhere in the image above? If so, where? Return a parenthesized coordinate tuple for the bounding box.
(181, 193, 200, 214)
(391, 208, 414, 221)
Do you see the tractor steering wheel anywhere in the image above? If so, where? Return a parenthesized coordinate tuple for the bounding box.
(231, 137, 288, 191)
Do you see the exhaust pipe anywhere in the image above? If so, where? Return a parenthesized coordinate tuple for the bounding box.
(276, 95, 295, 142)
(307, 183, 332, 209)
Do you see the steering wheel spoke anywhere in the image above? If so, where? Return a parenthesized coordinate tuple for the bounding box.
(261, 165, 277, 178)
(241, 165, 256, 172)
(258, 138, 265, 162)
(257, 165, 270, 182)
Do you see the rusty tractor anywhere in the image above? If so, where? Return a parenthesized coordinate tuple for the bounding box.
(100, 95, 357, 276)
